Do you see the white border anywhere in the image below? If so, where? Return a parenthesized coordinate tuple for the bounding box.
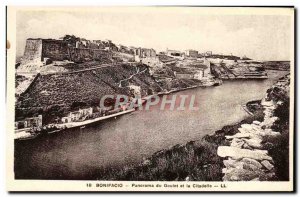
(1, 2, 298, 195)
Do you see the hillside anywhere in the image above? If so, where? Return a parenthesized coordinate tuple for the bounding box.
(15, 64, 162, 124)
(262, 61, 290, 71)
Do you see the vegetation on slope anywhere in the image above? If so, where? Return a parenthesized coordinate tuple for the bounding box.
(15, 64, 160, 124)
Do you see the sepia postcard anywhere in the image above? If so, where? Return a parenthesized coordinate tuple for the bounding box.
(6, 6, 295, 192)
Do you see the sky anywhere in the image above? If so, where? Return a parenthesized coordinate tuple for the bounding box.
(16, 7, 293, 61)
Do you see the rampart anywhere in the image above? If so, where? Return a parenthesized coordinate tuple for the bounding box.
(69, 48, 112, 63)
(21, 39, 112, 64)
(21, 39, 43, 64)
(41, 39, 69, 61)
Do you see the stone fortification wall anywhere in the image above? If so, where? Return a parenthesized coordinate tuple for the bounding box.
(21, 39, 43, 64)
(21, 39, 113, 65)
(112, 51, 135, 62)
(41, 39, 69, 61)
(69, 48, 112, 63)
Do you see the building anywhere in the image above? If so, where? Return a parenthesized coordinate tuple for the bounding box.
(21, 38, 69, 65)
(206, 51, 213, 56)
(194, 70, 205, 80)
(62, 107, 93, 123)
(185, 50, 199, 58)
(15, 115, 42, 130)
(143, 48, 156, 57)
(166, 49, 184, 58)
(193, 66, 210, 80)
(61, 117, 72, 123)
(69, 111, 82, 121)
(133, 47, 156, 58)
(79, 107, 93, 116)
(132, 47, 157, 65)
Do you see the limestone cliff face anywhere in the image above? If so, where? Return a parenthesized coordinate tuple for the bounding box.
(266, 75, 290, 103)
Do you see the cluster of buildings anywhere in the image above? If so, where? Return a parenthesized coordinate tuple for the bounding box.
(185, 50, 199, 58)
(165, 49, 213, 59)
(117, 45, 158, 64)
(61, 107, 93, 123)
(166, 49, 185, 58)
(116, 45, 156, 57)
(15, 107, 95, 131)
(15, 115, 43, 130)
(63, 37, 157, 61)
(21, 35, 220, 72)
(75, 39, 118, 51)
(21, 36, 158, 66)
(174, 62, 211, 80)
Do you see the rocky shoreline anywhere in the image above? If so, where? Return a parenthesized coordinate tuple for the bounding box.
(213, 74, 290, 181)
(217, 98, 280, 181)
(93, 74, 290, 181)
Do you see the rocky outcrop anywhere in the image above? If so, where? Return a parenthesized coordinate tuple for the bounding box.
(217, 74, 290, 181)
(218, 146, 272, 161)
(217, 101, 279, 181)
